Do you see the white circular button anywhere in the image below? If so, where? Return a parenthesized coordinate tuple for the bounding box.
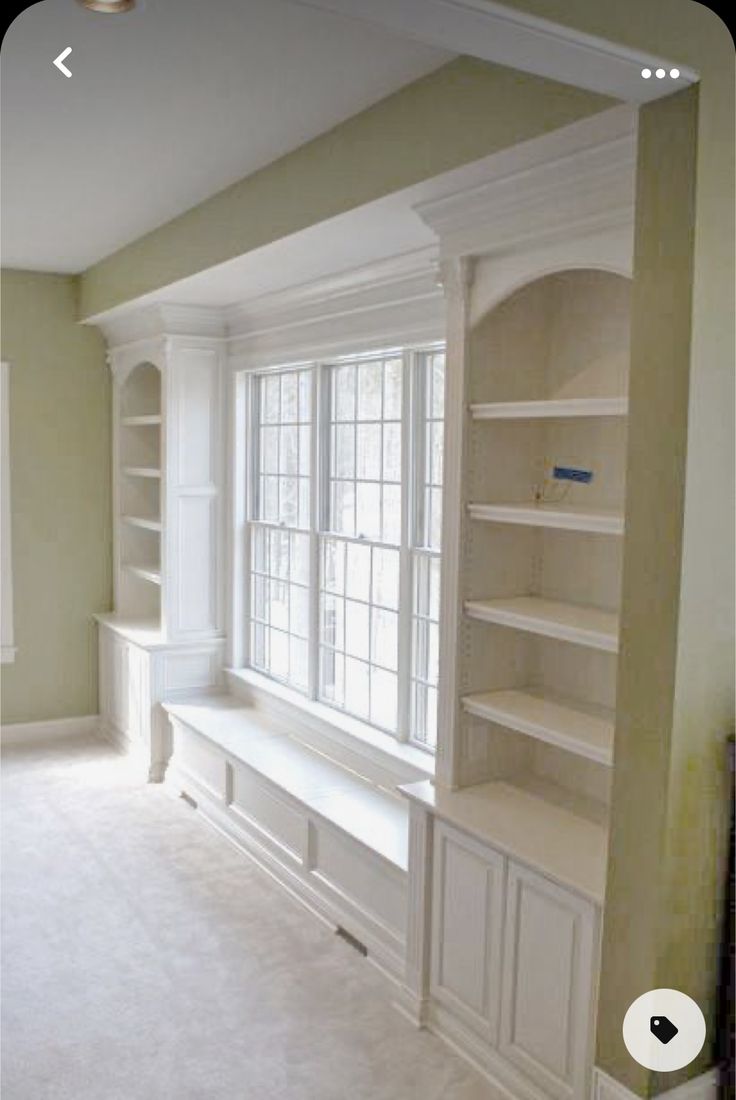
(623, 989, 706, 1071)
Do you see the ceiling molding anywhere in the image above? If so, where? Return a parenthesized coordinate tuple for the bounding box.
(415, 110, 636, 260)
(227, 249, 444, 368)
(293, 0, 698, 103)
(225, 247, 439, 335)
(93, 303, 227, 348)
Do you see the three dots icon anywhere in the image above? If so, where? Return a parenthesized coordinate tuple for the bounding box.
(642, 67, 680, 80)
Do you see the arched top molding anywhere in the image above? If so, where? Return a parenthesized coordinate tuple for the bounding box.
(467, 226, 632, 327)
(108, 338, 167, 386)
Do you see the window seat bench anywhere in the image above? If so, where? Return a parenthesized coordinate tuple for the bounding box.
(163, 695, 410, 979)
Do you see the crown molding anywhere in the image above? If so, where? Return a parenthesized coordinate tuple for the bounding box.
(92, 303, 227, 350)
(294, 0, 698, 104)
(414, 108, 636, 260)
(227, 248, 444, 369)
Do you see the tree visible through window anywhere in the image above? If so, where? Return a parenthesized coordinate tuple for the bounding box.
(247, 346, 444, 751)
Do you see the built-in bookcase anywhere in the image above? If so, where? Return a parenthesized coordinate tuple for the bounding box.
(117, 362, 162, 620)
(98, 324, 228, 779)
(458, 268, 630, 811)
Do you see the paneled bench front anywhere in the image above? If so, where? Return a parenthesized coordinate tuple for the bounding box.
(163, 696, 409, 979)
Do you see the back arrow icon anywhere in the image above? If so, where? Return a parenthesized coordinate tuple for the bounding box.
(53, 47, 72, 78)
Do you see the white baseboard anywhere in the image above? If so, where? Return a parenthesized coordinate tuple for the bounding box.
(593, 1067, 718, 1100)
(0, 714, 100, 746)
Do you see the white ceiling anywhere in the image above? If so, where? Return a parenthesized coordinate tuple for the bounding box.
(0, 0, 450, 273)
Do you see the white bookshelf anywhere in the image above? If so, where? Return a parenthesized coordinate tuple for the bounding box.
(118, 363, 162, 623)
(122, 466, 161, 479)
(99, 323, 227, 782)
(469, 397, 628, 420)
(440, 266, 631, 801)
(461, 689, 614, 766)
(467, 501, 624, 536)
(464, 596, 619, 652)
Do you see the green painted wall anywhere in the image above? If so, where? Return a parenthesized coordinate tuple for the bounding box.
(1, 271, 111, 725)
(79, 57, 612, 319)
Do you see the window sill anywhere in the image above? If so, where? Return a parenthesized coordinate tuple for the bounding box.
(225, 667, 435, 785)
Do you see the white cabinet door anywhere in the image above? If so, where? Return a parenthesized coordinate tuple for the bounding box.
(430, 821, 505, 1042)
(499, 862, 599, 1100)
(109, 633, 129, 735)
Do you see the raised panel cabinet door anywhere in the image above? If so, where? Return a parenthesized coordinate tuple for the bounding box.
(110, 634, 129, 735)
(430, 820, 505, 1042)
(124, 644, 150, 747)
(499, 861, 599, 1100)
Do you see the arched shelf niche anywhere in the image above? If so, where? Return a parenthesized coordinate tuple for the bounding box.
(117, 360, 162, 622)
(457, 266, 632, 805)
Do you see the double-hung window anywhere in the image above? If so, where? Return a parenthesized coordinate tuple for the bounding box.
(246, 345, 444, 752)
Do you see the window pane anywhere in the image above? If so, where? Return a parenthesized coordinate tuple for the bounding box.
(249, 524, 311, 692)
(319, 537, 400, 732)
(344, 657, 370, 718)
(334, 365, 355, 421)
(254, 368, 311, 529)
(326, 355, 402, 545)
(249, 347, 445, 751)
(345, 541, 371, 601)
(357, 362, 382, 420)
(370, 668, 397, 730)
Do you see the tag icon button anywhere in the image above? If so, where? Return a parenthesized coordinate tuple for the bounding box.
(650, 1016, 678, 1045)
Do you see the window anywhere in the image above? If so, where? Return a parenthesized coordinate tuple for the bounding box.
(246, 346, 444, 751)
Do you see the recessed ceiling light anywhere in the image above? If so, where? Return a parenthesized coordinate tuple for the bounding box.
(76, 0, 136, 12)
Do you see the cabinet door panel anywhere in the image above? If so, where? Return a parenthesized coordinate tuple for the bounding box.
(500, 862, 598, 1100)
(430, 821, 505, 1041)
(110, 634, 129, 734)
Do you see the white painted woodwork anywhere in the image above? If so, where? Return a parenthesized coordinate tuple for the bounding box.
(470, 397, 628, 420)
(430, 821, 505, 1042)
(296, 1, 697, 105)
(401, 779, 607, 906)
(122, 466, 161, 479)
(462, 689, 614, 766)
(97, 615, 225, 782)
(467, 503, 624, 537)
(163, 698, 410, 978)
(464, 597, 619, 653)
(499, 862, 598, 1100)
(91, 122, 640, 1100)
(99, 315, 228, 779)
(400, 800, 434, 1023)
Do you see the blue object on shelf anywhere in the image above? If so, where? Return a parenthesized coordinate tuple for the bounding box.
(552, 465, 593, 484)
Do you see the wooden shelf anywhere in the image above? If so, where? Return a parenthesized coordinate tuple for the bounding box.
(125, 564, 161, 586)
(464, 595, 619, 652)
(468, 501, 624, 536)
(462, 688, 614, 765)
(122, 466, 161, 479)
(122, 515, 161, 533)
(400, 775, 608, 904)
(121, 415, 161, 427)
(469, 397, 628, 420)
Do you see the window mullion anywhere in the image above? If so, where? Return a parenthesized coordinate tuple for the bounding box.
(242, 374, 254, 668)
(307, 364, 324, 701)
(396, 350, 414, 743)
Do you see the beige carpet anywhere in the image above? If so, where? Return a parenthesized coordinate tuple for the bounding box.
(1, 735, 499, 1100)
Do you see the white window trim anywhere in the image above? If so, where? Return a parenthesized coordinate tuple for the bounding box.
(226, 666, 434, 781)
(1, 361, 15, 665)
(233, 341, 443, 771)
